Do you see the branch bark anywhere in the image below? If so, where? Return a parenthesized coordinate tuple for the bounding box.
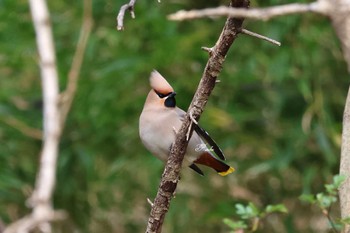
(145, 1, 250, 232)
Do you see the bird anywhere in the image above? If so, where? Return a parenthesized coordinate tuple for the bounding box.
(139, 70, 235, 176)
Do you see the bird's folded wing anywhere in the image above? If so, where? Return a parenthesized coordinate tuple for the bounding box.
(193, 124, 226, 161)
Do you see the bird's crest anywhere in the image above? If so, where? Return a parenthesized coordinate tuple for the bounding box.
(150, 70, 174, 94)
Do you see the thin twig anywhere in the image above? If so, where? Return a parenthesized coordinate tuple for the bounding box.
(116, 0, 137, 30)
(168, 1, 331, 21)
(1, 117, 43, 140)
(322, 208, 339, 233)
(60, 0, 93, 127)
(147, 198, 154, 207)
(4, 210, 67, 233)
(201, 46, 214, 55)
(241, 28, 281, 46)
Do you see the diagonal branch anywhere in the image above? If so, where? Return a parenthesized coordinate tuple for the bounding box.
(60, 0, 93, 128)
(145, 1, 250, 232)
(168, 1, 331, 21)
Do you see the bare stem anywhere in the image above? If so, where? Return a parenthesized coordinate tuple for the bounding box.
(168, 1, 330, 21)
(60, 0, 93, 127)
(117, 0, 137, 30)
(241, 29, 281, 46)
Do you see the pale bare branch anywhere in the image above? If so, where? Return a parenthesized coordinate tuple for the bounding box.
(168, 1, 331, 21)
(4, 0, 93, 231)
(117, 0, 137, 30)
(241, 29, 281, 46)
(5, 0, 62, 231)
(27, 0, 60, 211)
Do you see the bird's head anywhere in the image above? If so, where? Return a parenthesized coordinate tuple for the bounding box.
(146, 70, 177, 108)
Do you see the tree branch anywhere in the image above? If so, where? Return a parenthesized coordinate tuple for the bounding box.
(60, 0, 93, 127)
(1, 116, 43, 140)
(4, 0, 63, 232)
(241, 29, 281, 46)
(168, 1, 331, 21)
(27, 0, 60, 215)
(145, 1, 250, 232)
(116, 0, 137, 30)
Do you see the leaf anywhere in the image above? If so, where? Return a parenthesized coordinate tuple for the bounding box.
(235, 203, 259, 219)
(325, 184, 337, 195)
(299, 194, 316, 204)
(340, 216, 350, 224)
(223, 218, 247, 230)
(316, 193, 337, 209)
(248, 202, 260, 217)
(333, 175, 346, 188)
(265, 204, 288, 214)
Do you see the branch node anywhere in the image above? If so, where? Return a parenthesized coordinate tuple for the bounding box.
(201, 46, 214, 56)
(147, 198, 154, 207)
(189, 110, 198, 125)
(186, 110, 198, 141)
(241, 28, 281, 46)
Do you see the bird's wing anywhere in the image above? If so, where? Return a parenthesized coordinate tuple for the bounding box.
(175, 107, 225, 161)
(193, 124, 226, 161)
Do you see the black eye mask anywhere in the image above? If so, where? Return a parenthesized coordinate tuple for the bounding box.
(165, 96, 176, 108)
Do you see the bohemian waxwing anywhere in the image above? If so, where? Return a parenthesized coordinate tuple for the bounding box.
(139, 70, 234, 176)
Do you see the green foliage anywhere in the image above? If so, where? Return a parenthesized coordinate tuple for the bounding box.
(300, 175, 345, 209)
(300, 175, 347, 232)
(0, 0, 348, 232)
(224, 202, 288, 232)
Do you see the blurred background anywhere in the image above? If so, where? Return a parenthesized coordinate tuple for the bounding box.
(0, 0, 348, 232)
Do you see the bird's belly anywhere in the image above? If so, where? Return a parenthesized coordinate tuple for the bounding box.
(139, 113, 203, 167)
(140, 125, 173, 162)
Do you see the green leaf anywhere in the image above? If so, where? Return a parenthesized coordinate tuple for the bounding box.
(248, 202, 260, 217)
(333, 175, 346, 188)
(340, 216, 350, 224)
(235, 203, 259, 219)
(223, 218, 247, 230)
(325, 184, 337, 195)
(316, 193, 337, 209)
(264, 204, 288, 214)
(299, 194, 316, 204)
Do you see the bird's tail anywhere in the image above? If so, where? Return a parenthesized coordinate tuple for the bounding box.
(194, 152, 235, 176)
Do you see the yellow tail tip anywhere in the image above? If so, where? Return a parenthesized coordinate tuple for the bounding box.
(218, 167, 235, 176)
